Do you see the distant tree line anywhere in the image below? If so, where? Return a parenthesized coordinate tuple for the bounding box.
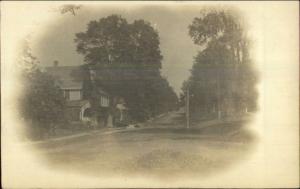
(181, 8, 259, 118)
(74, 15, 178, 122)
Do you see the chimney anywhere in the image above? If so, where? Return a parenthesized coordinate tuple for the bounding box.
(53, 60, 59, 67)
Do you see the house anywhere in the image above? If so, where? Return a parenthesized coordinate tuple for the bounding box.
(46, 62, 110, 126)
(87, 66, 141, 126)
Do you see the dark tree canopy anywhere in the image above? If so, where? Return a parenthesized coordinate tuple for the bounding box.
(21, 70, 65, 126)
(75, 15, 162, 69)
(189, 9, 250, 65)
(75, 15, 130, 65)
(129, 20, 163, 68)
(184, 8, 258, 117)
(19, 44, 66, 139)
(75, 15, 177, 122)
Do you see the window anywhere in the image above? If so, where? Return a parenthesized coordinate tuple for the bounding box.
(100, 96, 109, 107)
(64, 90, 70, 100)
(63, 89, 82, 101)
(69, 90, 81, 100)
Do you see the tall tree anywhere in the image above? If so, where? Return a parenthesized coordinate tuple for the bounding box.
(19, 42, 66, 139)
(185, 8, 258, 118)
(74, 15, 177, 122)
(129, 20, 163, 69)
(75, 15, 132, 65)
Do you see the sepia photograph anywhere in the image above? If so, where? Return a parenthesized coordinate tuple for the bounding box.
(1, 1, 299, 188)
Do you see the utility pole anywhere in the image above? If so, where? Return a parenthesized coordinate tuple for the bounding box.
(186, 84, 190, 129)
(217, 68, 221, 120)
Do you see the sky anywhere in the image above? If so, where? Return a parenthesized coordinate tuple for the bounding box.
(31, 4, 204, 94)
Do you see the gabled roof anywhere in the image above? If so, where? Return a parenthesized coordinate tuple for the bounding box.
(46, 66, 83, 89)
(45, 65, 109, 96)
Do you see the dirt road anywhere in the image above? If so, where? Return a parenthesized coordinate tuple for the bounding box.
(35, 111, 257, 178)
